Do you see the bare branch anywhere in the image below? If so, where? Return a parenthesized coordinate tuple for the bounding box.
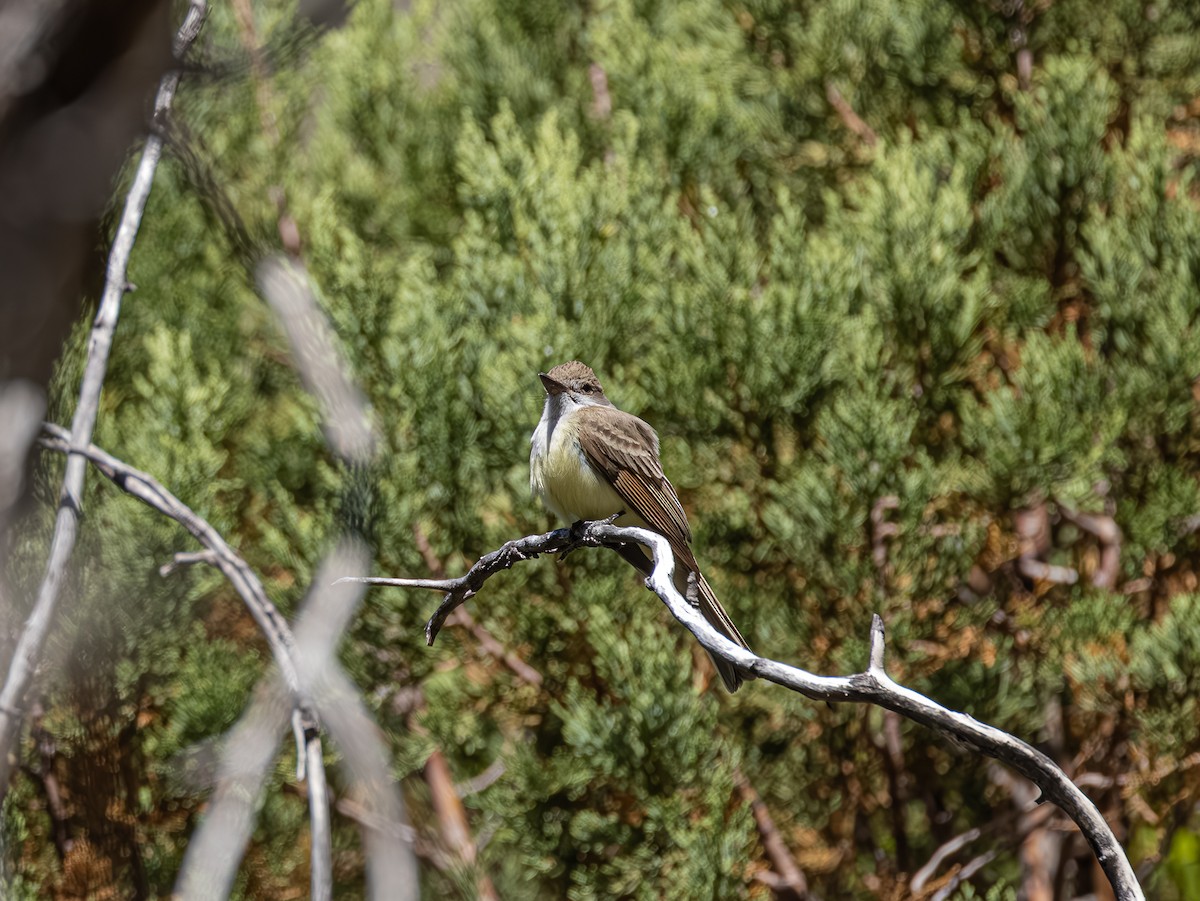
(349, 522, 1145, 901)
(293, 546, 418, 901)
(337, 528, 579, 645)
(175, 543, 410, 901)
(36, 427, 336, 900)
(0, 0, 208, 800)
(158, 548, 219, 577)
(40, 426, 309, 712)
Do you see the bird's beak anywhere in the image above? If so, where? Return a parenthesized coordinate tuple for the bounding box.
(539, 372, 567, 396)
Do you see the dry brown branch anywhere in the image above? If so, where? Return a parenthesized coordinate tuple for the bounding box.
(426, 749, 499, 901)
(341, 521, 1146, 900)
(825, 82, 878, 147)
(736, 771, 809, 900)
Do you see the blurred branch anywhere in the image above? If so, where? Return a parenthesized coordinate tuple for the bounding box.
(588, 63, 612, 121)
(341, 521, 1146, 901)
(736, 771, 809, 900)
(932, 851, 997, 901)
(254, 220, 416, 899)
(158, 548, 218, 576)
(911, 799, 1054, 894)
(425, 749, 499, 901)
(0, 0, 207, 802)
(1059, 507, 1121, 590)
(825, 82, 877, 147)
(174, 680, 295, 900)
(300, 549, 418, 901)
(176, 542, 417, 901)
(256, 256, 375, 464)
(1015, 503, 1079, 586)
(454, 759, 507, 798)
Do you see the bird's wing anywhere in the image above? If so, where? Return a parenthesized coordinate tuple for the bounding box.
(576, 405, 754, 692)
(573, 405, 697, 569)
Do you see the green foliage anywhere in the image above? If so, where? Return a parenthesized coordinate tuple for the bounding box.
(7, 0, 1200, 897)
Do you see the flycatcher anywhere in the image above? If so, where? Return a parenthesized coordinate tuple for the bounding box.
(530, 360, 753, 691)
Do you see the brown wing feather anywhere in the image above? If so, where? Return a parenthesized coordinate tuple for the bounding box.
(575, 405, 754, 691)
(575, 406, 696, 566)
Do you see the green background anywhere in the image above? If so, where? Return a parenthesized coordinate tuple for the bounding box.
(5, 0, 1200, 897)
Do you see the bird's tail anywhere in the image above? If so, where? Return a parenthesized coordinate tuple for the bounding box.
(691, 571, 755, 693)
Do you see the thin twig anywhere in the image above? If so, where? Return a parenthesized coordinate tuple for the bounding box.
(911, 804, 1055, 894)
(931, 851, 997, 901)
(0, 0, 208, 800)
(345, 522, 1145, 901)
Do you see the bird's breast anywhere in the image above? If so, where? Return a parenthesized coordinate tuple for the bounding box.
(531, 412, 627, 524)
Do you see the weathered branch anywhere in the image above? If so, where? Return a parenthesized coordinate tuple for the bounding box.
(40, 426, 310, 713)
(342, 521, 1145, 901)
(37, 426, 333, 901)
(0, 0, 208, 800)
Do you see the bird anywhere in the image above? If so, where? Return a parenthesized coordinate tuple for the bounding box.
(529, 360, 753, 691)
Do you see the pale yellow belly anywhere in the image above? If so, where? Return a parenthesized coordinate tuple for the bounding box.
(533, 430, 644, 528)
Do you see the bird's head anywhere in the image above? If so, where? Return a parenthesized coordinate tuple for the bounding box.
(539, 361, 612, 408)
